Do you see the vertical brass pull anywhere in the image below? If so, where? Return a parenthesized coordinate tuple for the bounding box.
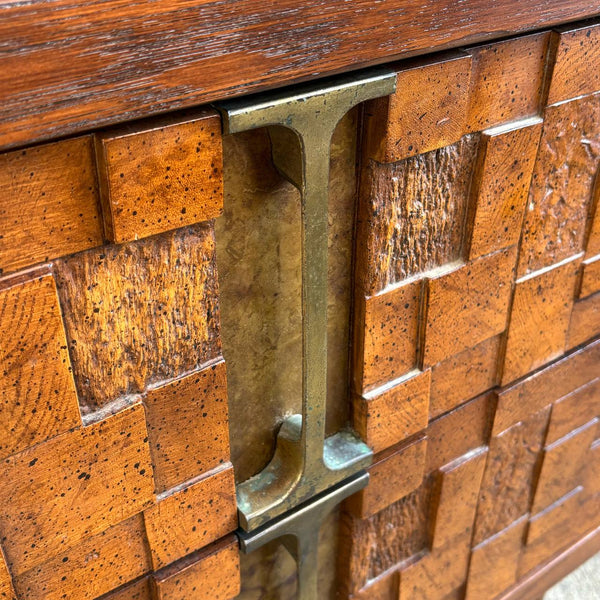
(216, 68, 395, 598)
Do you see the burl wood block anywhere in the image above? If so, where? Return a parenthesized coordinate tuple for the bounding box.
(96, 110, 223, 243)
(501, 255, 580, 385)
(547, 23, 600, 104)
(0, 136, 103, 276)
(353, 280, 421, 393)
(54, 224, 221, 411)
(363, 52, 471, 162)
(0, 268, 81, 460)
(0, 404, 154, 575)
(517, 94, 600, 277)
(353, 369, 430, 453)
(12, 515, 150, 600)
(143, 464, 237, 569)
(421, 247, 517, 367)
(466, 119, 542, 260)
(144, 360, 231, 492)
(152, 536, 240, 600)
(466, 32, 550, 131)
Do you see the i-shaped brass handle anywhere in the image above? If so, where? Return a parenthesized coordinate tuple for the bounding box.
(216, 67, 395, 598)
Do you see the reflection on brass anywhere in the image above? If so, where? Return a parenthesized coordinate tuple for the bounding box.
(216, 68, 395, 534)
(238, 472, 369, 600)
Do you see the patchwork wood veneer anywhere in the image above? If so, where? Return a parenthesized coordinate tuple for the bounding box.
(0, 15, 599, 600)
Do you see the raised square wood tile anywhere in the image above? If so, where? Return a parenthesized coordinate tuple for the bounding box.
(96, 110, 223, 244)
(143, 464, 237, 569)
(152, 536, 240, 600)
(501, 255, 581, 385)
(354, 280, 421, 393)
(347, 436, 427, 518)
(466, 32, 551, 131)
(54, 224, 221, 411)
(353, 370, 430, 453)
(429, 335, 500, 419)
(144, 360, 230, 493)
(0, 404, 154, 575)
(0, 268, 81, 460)
(466, 119, 542, 260)
(0, 136, 103, 275)
(517, 94, 600, 277)
(547, 23, 600, 104)
(494, 338, 600, 434)
(421, 247, 517, 367)
(363, 52, 471, 163)
(567, 292, 600, 350)
(13, 515, 150, 600)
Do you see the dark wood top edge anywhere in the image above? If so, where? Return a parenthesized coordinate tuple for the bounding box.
(1, 1, 600, 150)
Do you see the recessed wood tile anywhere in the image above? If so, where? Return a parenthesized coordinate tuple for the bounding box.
(567, 292, 600, 349)
(501, 255, 581, 385)
(144, 360, 230, 493)
(429, 335, 501, 419)
(0, 404, 154, 575)
(96, 111, 223, 244)
(351, 571, 399, 600)
(347, 436, 427, 518)
(547, 23, 600, 104)
(143, 464, 237, 569)
(580, 255, 600, 298)
(13, 515, 150, 600)
(494, 338, 600, 434)
(363, 52, 471, 162)
(466, 32, 551, 131)
(421, 247, 517, 367)
(0, 136, 103, 276)
(517, 95, 600, 277)
(353, 281, 422, 393)
(54, 224, 221, 411)
(152, 536, 240, 600)
(0, 268, 81, 460)
(353, 370, 430, 453)
(466, 119, 542, 260)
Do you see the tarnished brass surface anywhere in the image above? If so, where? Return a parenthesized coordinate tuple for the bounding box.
(216, 68, 396, 532)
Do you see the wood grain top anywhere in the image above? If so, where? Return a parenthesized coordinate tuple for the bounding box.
(1, 0, 599, 150)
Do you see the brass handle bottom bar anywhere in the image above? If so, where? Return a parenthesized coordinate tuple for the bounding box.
(237, 472, 369, 600)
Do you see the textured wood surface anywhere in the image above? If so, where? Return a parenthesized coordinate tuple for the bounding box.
(3, 1, 600, 150)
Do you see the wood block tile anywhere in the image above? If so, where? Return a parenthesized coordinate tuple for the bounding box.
(580, 255, 600, 298)
(351, 571, 398, 600)
(97, 577, 152, 600)
(152, 536, 240, 600)
(546, 379, 600, 445)
(494, 338, 600, 434)
(530, 418, 598, 515)
(472, 407, 550, 545)
(96, 110, 223, 243)
(567, 292, 600, 349)
(54, 223, 221, 411)
(144, 360, 230, 493)
(353, 281, 421, 393)
(421, 247, 517, 367)
(0, 545, 15, 600)
(585, 173, 600, 257)
(347, 436, 427, 518)
(466, 119, 542, 260)
(466, 32, 551, 131)
(426, 392, 493, 473)
(13, 515, 150, 600)
(465, 516, 528, 600)
(356, 135, 478, 294)
(517, 94, 600, 277)
(353, 370, 430, 453)
(363, 52, 471, 163)
(0, 268, 81, 460)
(143, 464, 237, 569)
(429, 335, 500, 419)
(0, 404, 154, 575)
(0, 136, 103, 276)
(547, 23, 600, 104)
(502, 255, 581, 384)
